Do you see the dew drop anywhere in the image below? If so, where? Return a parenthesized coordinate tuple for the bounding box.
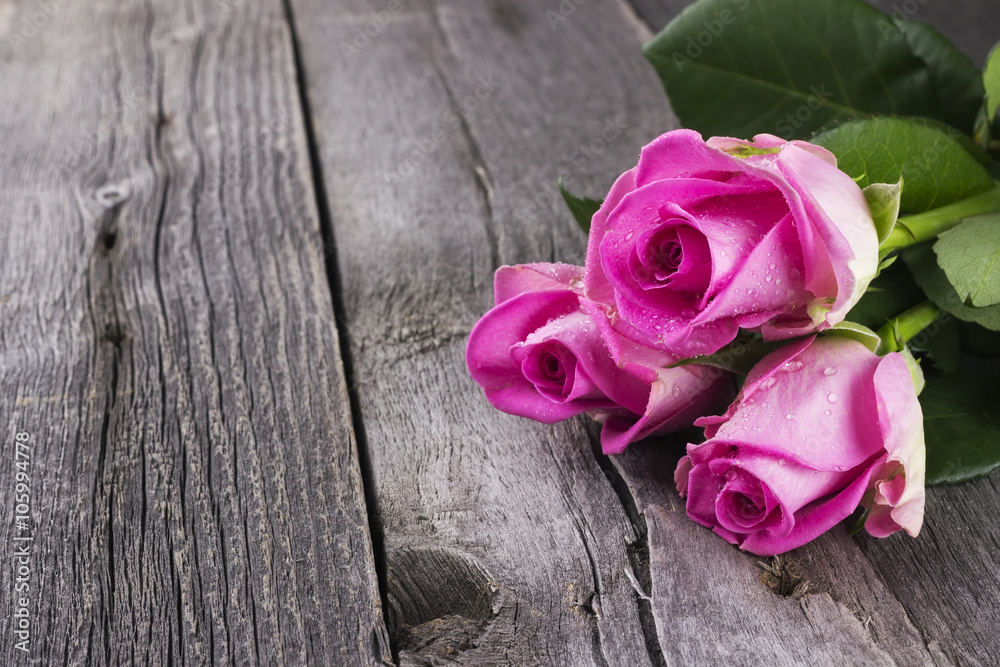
(765, 274, 773, 282)
(827, 392, 839, 404)
(778, 459, 787, 467)
(823, 367, 836, 376)
(786, 413, 793, 420)
(769, 263, 776, 270)
(825, 409, 831, 416)
(758, 377, 776, 390)
(625, 231, 634, 241)
(783, 360, 804, 372)
(672, 385, 681, 397)
(775, 278, 782, 285)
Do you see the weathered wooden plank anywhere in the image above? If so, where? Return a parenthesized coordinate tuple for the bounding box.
(608, 3, 1000, 665)
(855, 478, 1000, 666)
(0, 1, 390, 665)
(286, 0, 996, 665)
(289, 0, 667, 663)
(612, 443, 943, 666)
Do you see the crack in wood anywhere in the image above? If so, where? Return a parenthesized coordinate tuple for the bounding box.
(427, 1, 501, 273)
(280, 1, 397, 664)
(757, 556, 815, 601)
(585, 424, 668, 667)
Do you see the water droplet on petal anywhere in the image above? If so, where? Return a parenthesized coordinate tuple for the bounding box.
(783, 360, 804, 372)
(824, 367, 836, 376)
(672, 385, 681, 397)
(778, 459, 787, 467)
(827, 392, 839, 404)
(825, 409, 831, 416)
(786, 413, 793, 420)
(765, 274, 773, 282)
(758, 377, 775, 391)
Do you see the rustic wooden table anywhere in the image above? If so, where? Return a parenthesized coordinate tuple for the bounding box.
(1, 0, 998, 665)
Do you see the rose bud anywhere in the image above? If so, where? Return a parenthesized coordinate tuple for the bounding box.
(674, 335, 925, 556)
(584, 129, 879, 358)
(466, 263, 734, 454)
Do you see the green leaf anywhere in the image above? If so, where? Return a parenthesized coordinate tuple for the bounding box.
(877, 254, 898, 272)
(922, 369, 1000, 485)
(845, 264, 925, 331)
(976, 40, 1000, 146)
(915, 117, 992, 165)
(911, 315, 959, 374)
(933, 213, 1000, 307)
(559, 179, 602, 235)
(822, 321, 881, 353)
(672, 338, 783, 375)
(986, 41, 1000, 121)
(862, 180, 902, 246)
(959, 321, 1000, 357)
(900, 346, 925, 396)
(903, 243, 1000, 331)
(642, 0, 982, 140)
(812, 118, 995, 213)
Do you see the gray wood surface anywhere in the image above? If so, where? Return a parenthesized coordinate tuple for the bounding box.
(293, 0, 1000, 666)
(2, 0, 998, 665)
(0, 1, 390, 665)
(289, 1, 662, 663)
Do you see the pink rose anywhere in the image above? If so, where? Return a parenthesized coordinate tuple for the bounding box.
(466, 263, 734, 454)
(675, 335, 925, 556)
(584, 129, 878, 358)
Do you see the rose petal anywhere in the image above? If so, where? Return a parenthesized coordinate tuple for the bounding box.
(738, 461, 877, 556)
(865, 352, 926, 538)
(709, 337, 884, 471)
(773, 144, 878, 330)
(636, 129, 746, 186)
(494, 263, 584, 305)
(600, 364, 733, 454)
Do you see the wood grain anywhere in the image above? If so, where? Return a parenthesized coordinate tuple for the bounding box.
(289, 0, 671, 663)
(0, 1, 390, 665)
(292, 0, 1000, 665)
(1, 0, 997, 664)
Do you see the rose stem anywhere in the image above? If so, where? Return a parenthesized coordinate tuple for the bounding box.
(876, 301, 943, 353)
(881, 185, 1000, 252)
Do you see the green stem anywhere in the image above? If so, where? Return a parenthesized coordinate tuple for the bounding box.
(876, 301, 942, 352)
(881, 186, 1000, 251)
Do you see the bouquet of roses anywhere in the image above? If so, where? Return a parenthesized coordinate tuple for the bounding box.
(467, 0, 1000, 556)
